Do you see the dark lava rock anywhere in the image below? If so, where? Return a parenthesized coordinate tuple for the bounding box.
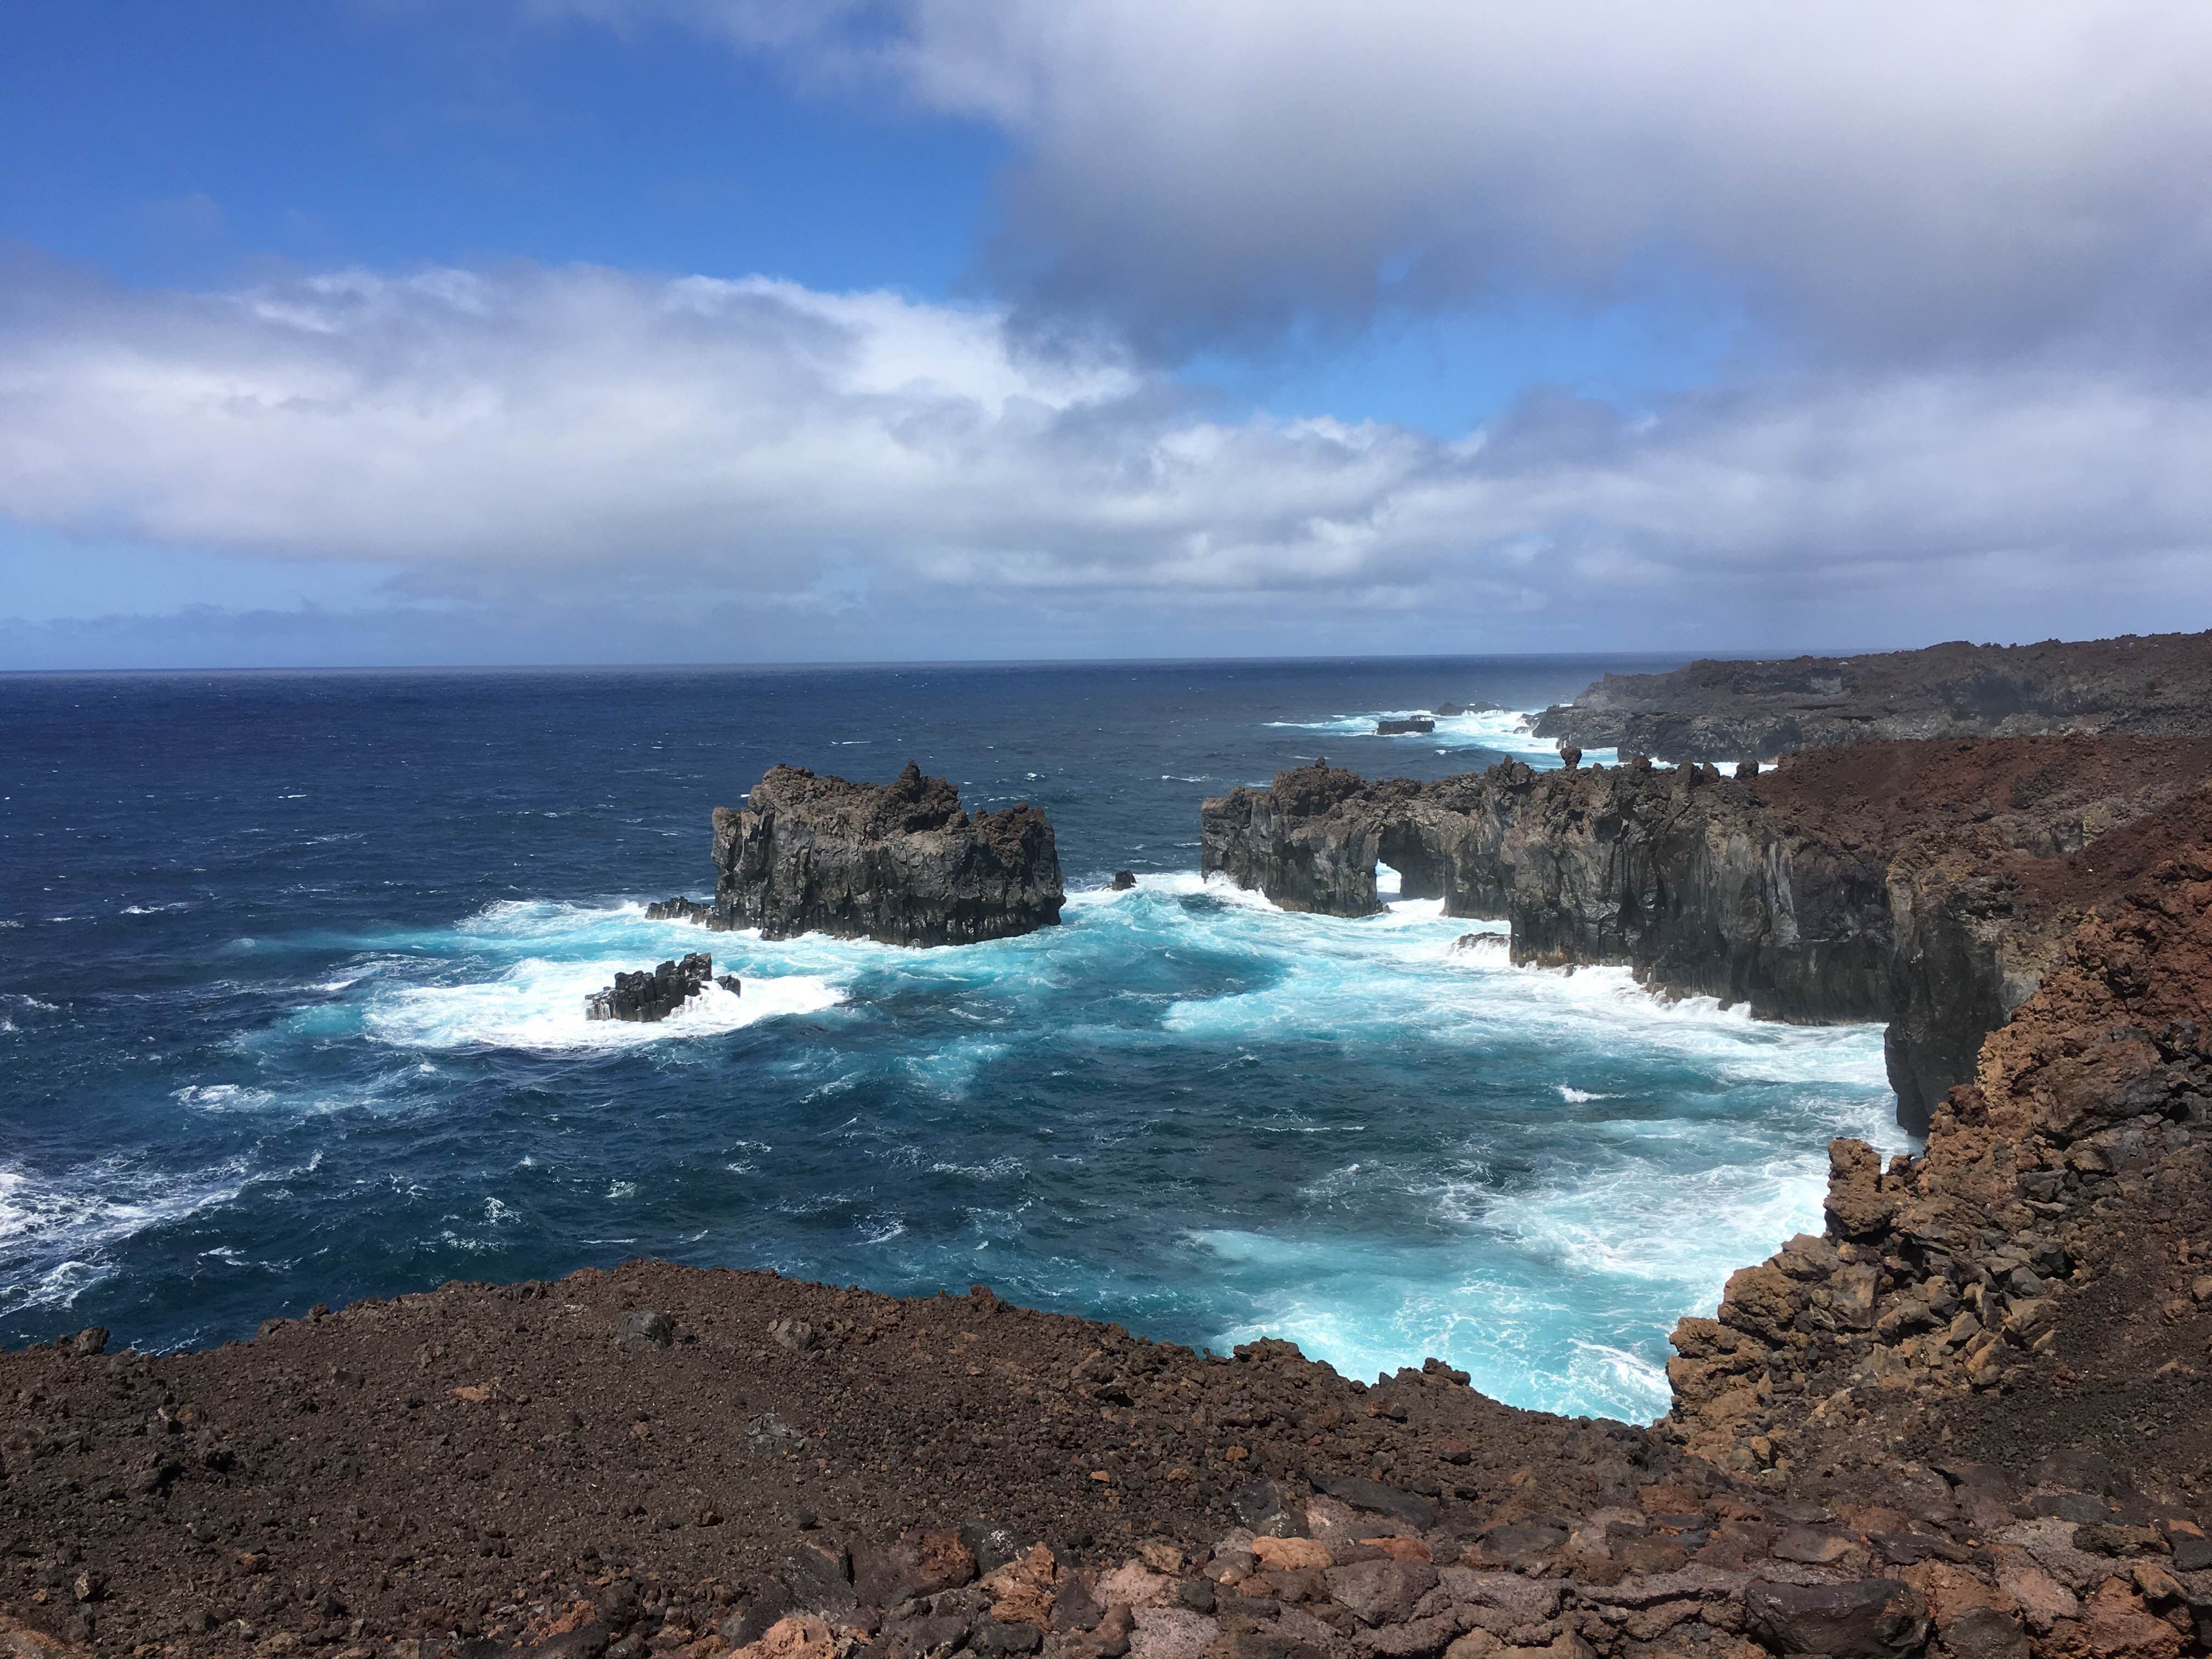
(960, 1520, 1034, 1577)
(972, 1618, 1042, 1655)
(584, 952, 726, 1023)
(1939, 1607, 2030, 1659)
(1745, 1578, 1930, 1659)
(1110, 871, 1137, 891)
(1307, 1472, 1437, 1530)
(1230, 1479, 1304, 1538)
(853, 1533, 977, 1606)
(645, 896, 713, 926)
(619, 1310, 676, 1348)
(1375, 718, 1436, 736)
(710, 763, 1064, 947)
(2168, 1533, 2212, 1572)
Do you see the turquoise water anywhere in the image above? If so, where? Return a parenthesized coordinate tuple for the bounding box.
(0, 658, 1904, 1420)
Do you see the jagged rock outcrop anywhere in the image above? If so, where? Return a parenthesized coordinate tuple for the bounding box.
(1378, 717, 1437, 736)
(710, 762, 1064, 947)
(1533, 630, 2212, 763)
(1662, 829, 2212, 1507)
(585, 951, 740, 1022)
(1203, 740, 2212, 1131)
(11, 791, 2212, 1659)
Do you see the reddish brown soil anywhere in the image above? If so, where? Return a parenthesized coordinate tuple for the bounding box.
(0, 1270, 1666, 1655)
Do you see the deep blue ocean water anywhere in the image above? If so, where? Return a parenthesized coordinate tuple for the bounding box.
(0, 658, 1906, 1421)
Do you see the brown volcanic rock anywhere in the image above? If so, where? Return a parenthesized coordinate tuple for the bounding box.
(17, 749, 2212, 1659)
(1657, 804, 2212, 1510)
(710, 761, 1064, 946)
(1531, 630, 2212, 764)
(0, 1271, 1671, 1656)
(1974, 843, 2212, 1143)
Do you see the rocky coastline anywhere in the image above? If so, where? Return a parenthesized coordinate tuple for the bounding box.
(700, 764, 1064, 948)
(8, 740, 2212, 1659)
(1200, 738, 2212, 1132)
(1529, 631, 2212, 765)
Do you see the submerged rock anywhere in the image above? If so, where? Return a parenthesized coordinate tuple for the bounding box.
(584, 951, 733, 1022)
(712, 762, 1064, 947)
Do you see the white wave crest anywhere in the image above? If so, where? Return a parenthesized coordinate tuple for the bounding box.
(1266, 706, 1620, 770)
(0, 1156, 257, 1318)
(363, 958, 843, 1051)
(173, 1084, 279, 1113)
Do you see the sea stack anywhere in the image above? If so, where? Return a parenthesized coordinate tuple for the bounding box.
(710, 761, 1064, 946)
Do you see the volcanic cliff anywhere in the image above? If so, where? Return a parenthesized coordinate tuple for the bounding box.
(8, 744, 2212, 1659)
(1531, 631, 2212, 765)
(1200, 738, 2212, 1131)
(705, 763, 1064, 947)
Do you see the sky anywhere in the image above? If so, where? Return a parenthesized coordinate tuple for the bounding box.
(3, 3, 2211, 669)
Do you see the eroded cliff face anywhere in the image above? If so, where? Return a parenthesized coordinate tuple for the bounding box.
(712, 762, 1064, 946)
(1202, 740, 2212, 1132)
(1663, 830, 2212, 1508)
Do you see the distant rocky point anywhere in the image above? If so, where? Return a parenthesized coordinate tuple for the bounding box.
(1376, 716, 1436, 735)
(706, 762, 1063, 947)
(584, 951, 738, 1023)
(1430, 701, 1499, 718)
(1533, 628, 2212, 763)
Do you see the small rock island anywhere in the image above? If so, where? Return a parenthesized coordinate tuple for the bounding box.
(584, 951, 740, 1023)
(655, 762, 1064, 947)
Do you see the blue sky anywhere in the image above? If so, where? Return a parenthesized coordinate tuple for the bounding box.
(4, 2, 2210, 667)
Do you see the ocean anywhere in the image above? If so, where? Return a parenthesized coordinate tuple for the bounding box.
(0, 657, 1906, 1422)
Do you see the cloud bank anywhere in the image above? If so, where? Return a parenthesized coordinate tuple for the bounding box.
(8, 4, 2212, 662)
(575, 1, 2212, 363)
(4, 255, 2210, 659)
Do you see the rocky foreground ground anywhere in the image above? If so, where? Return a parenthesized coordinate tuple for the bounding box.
(8, 740, 2212, 1659)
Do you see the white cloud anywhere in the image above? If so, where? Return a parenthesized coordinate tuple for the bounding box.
(3, 256, 2210, 654)
(566, 1, 2212, 362)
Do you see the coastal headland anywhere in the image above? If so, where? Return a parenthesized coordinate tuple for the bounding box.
(7, 637, 2212, 1659)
